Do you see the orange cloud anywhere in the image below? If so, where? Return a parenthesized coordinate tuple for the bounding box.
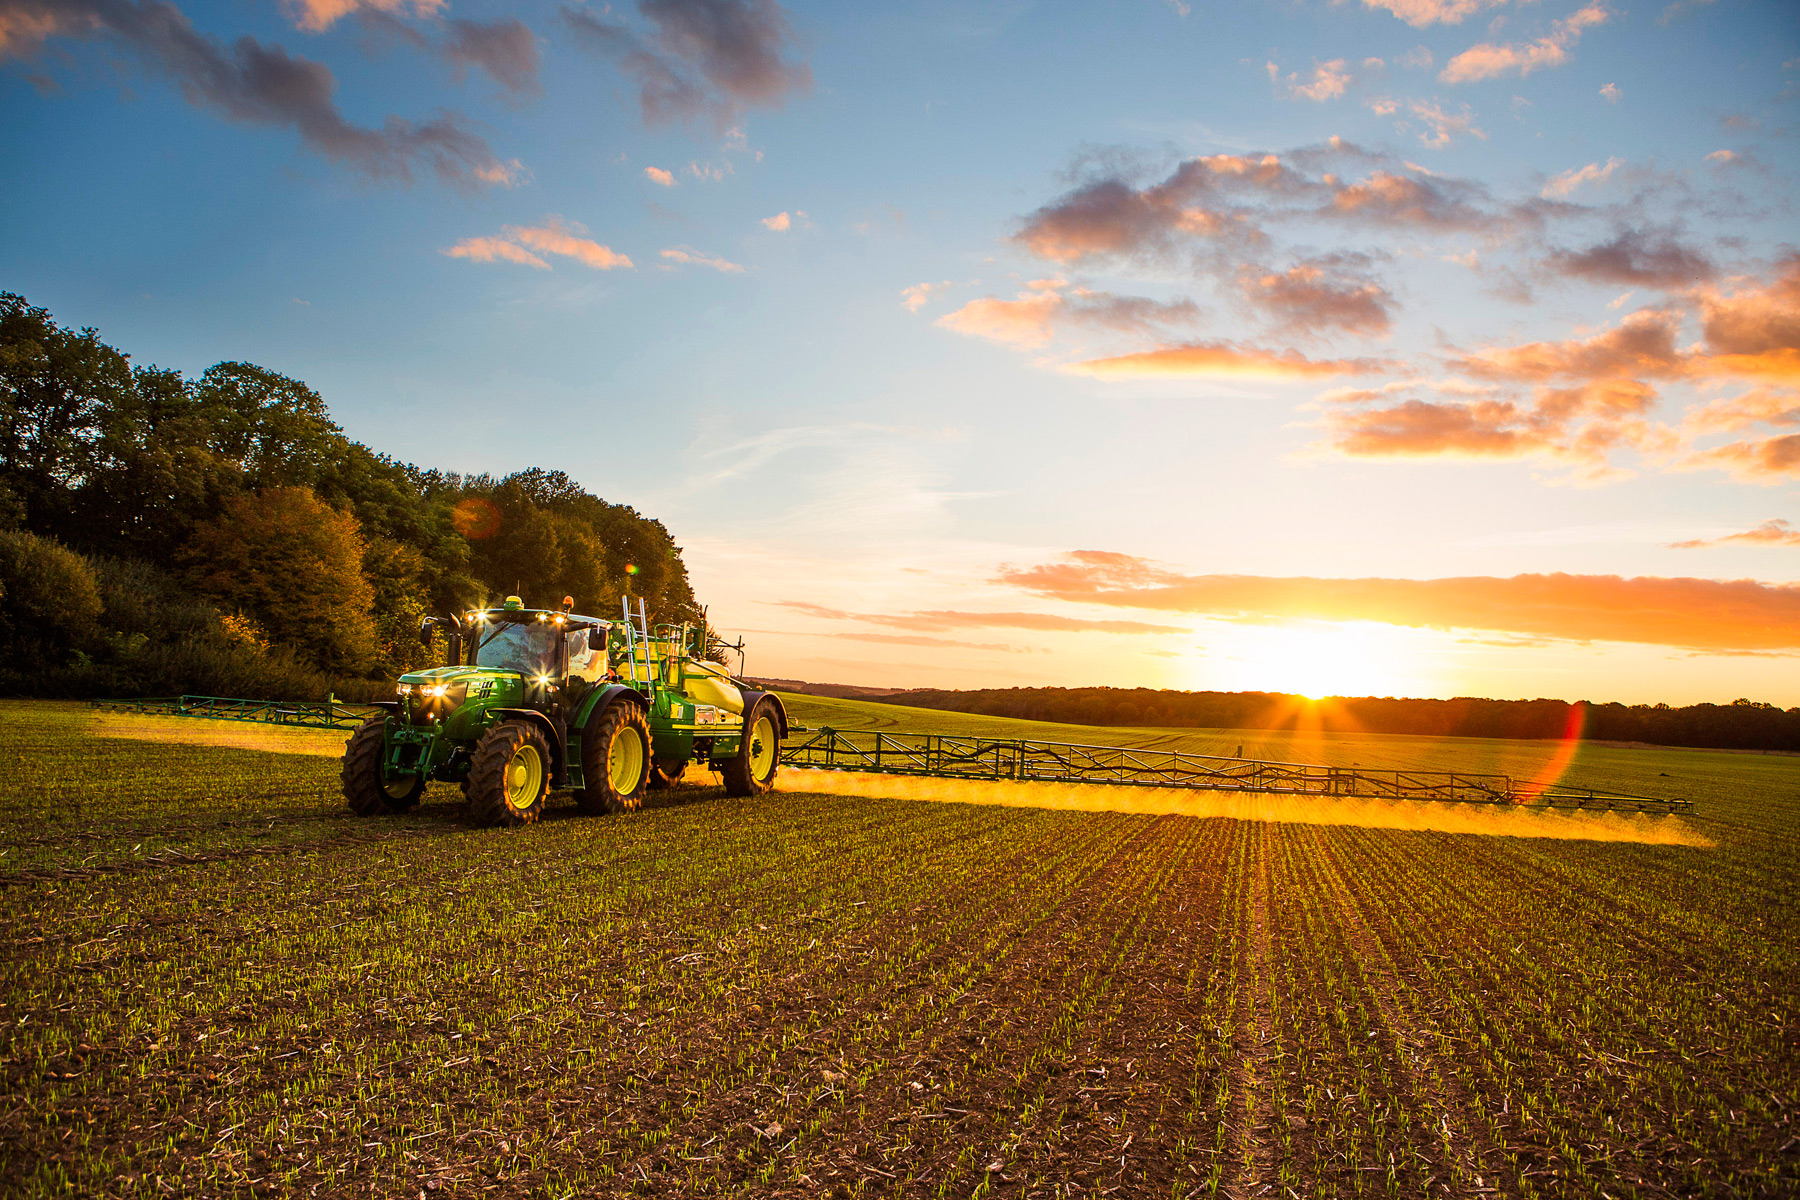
(1440, 3, 1609, 83)
(443, 217, 631, 271)
(1070, 342, 1386, 380)
(1270, 58, 1352, 102)
(937, 293, 1063, 348)
(936, 288, 1200, 350)
(507, 217, 633, 270)
(997, 551, 1800, 652)
(281, 0, 443, 34)
(1680, 434, 1800, 483)
(1683, 386, 1800, 434)
(1693, 256, 1800, 381)
(777, 601, 1186, 635)
(761, 211, 791, 231)
(643, 166, 676, 186)
(1670, 519, 1800, 549)
(1456, 308, 1685, 382)
(1361, 0, 1506, 26)
(442, 236, 550, 269)
(1328, 398, 1546, 458)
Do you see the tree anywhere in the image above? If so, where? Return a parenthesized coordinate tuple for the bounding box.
(181, 487, 377, 675)
(0, 529, 103, 670)
(0, 293, 136, 533)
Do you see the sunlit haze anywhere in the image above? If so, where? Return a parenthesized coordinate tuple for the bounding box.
(4, 0, 1796, 704)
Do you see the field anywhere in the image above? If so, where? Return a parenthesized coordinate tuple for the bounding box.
(1, 697, 1795, 1198)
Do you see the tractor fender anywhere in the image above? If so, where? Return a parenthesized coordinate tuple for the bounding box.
(573, 684, 651, 736)
(737, 689, 790, 739)
(485, 708, 565, 773)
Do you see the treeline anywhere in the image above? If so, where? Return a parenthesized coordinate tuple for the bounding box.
(0, 292, 699, 699)
(881, 687, 1800, 753)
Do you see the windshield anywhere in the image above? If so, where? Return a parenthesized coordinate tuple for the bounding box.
(473, 622, 561, 676)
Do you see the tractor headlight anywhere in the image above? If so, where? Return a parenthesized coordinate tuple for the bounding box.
(396, 683, 413, 695)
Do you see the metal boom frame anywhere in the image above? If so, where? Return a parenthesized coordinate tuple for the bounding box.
(780, 728, 1693, 814)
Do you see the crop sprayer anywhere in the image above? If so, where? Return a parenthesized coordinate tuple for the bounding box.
(90, 597, 1694, 822)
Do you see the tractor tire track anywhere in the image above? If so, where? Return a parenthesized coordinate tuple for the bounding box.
(1227, 819, 1278, 1200)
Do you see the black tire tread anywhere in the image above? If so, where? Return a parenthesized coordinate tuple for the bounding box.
(721, 699, 780, 797)
(342, 718, 412, 816)
(467, 721, 550, 827)
(577, 703, 651, 815)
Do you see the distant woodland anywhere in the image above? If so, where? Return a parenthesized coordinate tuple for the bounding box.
(883, 688, 1800, 753)
(0, 292, 699, 699)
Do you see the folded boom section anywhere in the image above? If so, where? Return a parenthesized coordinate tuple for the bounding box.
(780, 727, 1693, 814)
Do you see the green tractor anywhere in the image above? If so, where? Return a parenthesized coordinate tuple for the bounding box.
(340, 596, 789, 826)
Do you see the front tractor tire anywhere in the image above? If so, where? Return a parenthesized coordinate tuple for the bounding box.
(723, 700, 781, 797)
(467, 720, 552, 827)
(342, 718, 425, 816)
(577, 703, 651, 815)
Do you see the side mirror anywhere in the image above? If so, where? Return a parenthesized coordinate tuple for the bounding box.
(418, 618, 434, 649)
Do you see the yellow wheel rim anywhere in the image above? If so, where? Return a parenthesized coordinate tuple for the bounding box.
(749, 715, 777, 780)
(383, 775, 415, 800)
(503, 743, 543, 810)
(608, 725, 645, 793)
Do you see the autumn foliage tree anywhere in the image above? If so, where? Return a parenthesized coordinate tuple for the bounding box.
(181, 487, 377, 675)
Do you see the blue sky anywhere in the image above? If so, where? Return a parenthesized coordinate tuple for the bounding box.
(4, 0, 1797, 703)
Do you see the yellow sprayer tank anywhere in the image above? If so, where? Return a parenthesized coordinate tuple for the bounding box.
(680, 657, 744, 715)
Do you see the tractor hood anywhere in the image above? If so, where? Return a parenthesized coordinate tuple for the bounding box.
(394, 664, 526, 733)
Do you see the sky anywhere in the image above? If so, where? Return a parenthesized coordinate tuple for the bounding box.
(3, 0, 1798, 706)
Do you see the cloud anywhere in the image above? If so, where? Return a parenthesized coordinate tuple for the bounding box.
(936, 287, 1200, 349)
(442, 236, 548, 269)
(1245, 262, 1394, 335)
(1669, 519, 1800, 549)
(996, 550, 1800, 652)
(1693, 256, 1800, 381)
(444, 216, 632, 270)
(442, 17, 540, 97)
(643, 165, 676, 186)
(761, 210, 790, 231)
(1599, 81, 1620, 101)
(280, 0, 440, 35)
(901, 280, 954, 312)
(1404, 99, 1486, 148)
(660, 245, 745, 272)
(1440, 3, 1609, 84)
(1545, 229, 1716, 288)
(1682, 386, 1800, 434)
(1360, 0, 1506, 26)
(1681, 434, 1800, 482)
(1541, 157, 1622, 198)
(562, 0, 810, 132)
(1068, 342, 1387, 380)
(1270, 58, 1352, 102)
(777, 601, 1187, 635)
(0, 0, 520, 187)
(1327, 169, 1495, 230)
(1456, 308, 1686, 382)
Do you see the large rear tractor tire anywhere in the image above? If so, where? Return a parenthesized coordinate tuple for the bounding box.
(342, 718, 424, 816)
(467, 720, 551, 827)
(576, 703, 651, 815)
(722, 700, 781, 797)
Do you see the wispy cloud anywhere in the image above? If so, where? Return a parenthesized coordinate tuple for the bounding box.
(1440, 4, 1610, 84)
(444, 216, 632, 270)
(280, 0, 440, 34)
(1669, 518, 1800, 549)
(1360, 0, 1507, 27)
(997, 550, 1800, 652)
(661, 245, 746, 272)
(644, 166, 676, 186)
(760, 211, 791, 231)
(1069, 342, 1388, 380)
(1541, 157, 1622, 198)
(777, 601, 1187, 635)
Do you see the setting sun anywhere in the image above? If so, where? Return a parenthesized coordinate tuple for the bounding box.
(1207, 621, 1430, 699)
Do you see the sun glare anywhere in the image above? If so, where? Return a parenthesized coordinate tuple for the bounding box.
(1209, 620, 1426, 699)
